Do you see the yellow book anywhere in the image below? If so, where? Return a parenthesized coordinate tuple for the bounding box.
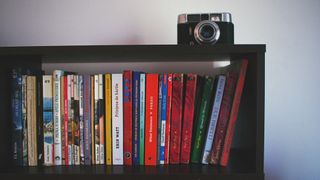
(105, 74, 112, 165)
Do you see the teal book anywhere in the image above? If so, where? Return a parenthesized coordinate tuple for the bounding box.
(139, 73, 146, 165)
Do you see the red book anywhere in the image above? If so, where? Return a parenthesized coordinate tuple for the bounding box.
(220, 60, 248, 166)
(123, 70, 133, 165)
(169, 73, 184, 164)
(164, 74, 173, 164)
(210, 73, 237, 165)
(63, 76, 69, 165)
(145, 74, 159, 166)
(180, 74, 197, 164)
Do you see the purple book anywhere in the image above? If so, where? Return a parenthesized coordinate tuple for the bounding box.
(83, 75, 92, 165)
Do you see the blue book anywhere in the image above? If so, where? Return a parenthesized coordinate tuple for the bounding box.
(201, 75, 226, 164)
(157, 74, 163, 164)
(159, 74, 168, 164)
(132, 72, 141, 165)
(139, 73, 146, 165)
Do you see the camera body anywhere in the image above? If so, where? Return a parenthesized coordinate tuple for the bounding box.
(178, 13, 234, 45)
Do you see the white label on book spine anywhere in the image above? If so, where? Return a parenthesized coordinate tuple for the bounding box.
(112, 74, 124, 165)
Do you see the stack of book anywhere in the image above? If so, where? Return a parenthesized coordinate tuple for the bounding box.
(11, 59, 248, 167)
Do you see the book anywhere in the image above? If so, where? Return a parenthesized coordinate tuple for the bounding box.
(27, 76, 37, 166)
(190, 76, 215, 163)
(112, 74, 124, 165)
(157, 74, 163, 164)
(159, 74, 168, 164)
(73, 75, 81, 165)
(201, 75, 226, 164)
(210, 73, 238, 165)
(83, 75, 92, 165)
(164, 73, 173, 164)
(220, 60, 248, 166)
(123, 70, 133, 165)
(60, 76, 66, 165)
(169, 73, 184, 164)
(132, 72, 140, 165)
(180, 74, 198, 164)
(67, 75, 73, 165)
(90, 76, 95, 164)
(21, 75, 28, 166)
(139, 73, 146, 165)
(43, 75, 54, 166)
(79, 75, 85, 165)
(105, 74, 112, 165)
(36, 73, 44, 166)
(145, 74, 159, 166)
(94, 75, 100, 164)
(98, 74, 105, 164)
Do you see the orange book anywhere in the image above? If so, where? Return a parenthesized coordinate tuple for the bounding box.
(144, 74, 159, 166)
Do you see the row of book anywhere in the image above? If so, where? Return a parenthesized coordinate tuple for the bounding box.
(11, 59, 248, 167)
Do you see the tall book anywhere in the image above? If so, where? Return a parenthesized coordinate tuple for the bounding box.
(169, 73, 184, 164)
(21, 75, 28, 166)
(139, 73, 146, 165)
(90, 76, 95, 164)
(159, 74, 168, 164)
(36, 73, 44, 166)
(73, 75, 81, 165)
(180, 74, 198, 164)
(157, 74, 163, 164)
(94, 75, 100, 164)
(43, 75, 54, 166)
(132, 72, 141, 165)
(164, 73, 173, 164)
(201, 75, 226, 164)
(220, 60, 248, 166)
(112, 74, 124, 165)
(123, 70, 133, 165)
(79, 75, 85, 165)
(105, 74, 112, 165)
(60, 76, 66, 165)
(145, 74, 159, 166)
(27, 76, 37, 166)
(98, 74, 105, 164)
(190, 76, 215, 163)
(209, 73, 238, 165)
(67, 75, 73, 165)
(83, 75, 92, 165)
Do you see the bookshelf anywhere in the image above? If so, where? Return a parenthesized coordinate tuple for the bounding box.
(0, 44, 265, 180)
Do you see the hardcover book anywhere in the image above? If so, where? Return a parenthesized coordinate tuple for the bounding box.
(157, 74, 163, 164)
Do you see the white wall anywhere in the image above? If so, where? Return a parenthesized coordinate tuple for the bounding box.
(1, 0, 320, 179)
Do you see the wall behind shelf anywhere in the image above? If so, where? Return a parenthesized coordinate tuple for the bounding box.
(1, 0, 320, 180)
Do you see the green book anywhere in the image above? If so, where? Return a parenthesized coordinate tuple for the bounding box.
(191, 76, 215, 163)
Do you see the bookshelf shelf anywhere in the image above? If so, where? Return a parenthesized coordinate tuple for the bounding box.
(0, 44, 265, 180)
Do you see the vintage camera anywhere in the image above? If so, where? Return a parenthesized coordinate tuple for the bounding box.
(178, 13, 234, 45)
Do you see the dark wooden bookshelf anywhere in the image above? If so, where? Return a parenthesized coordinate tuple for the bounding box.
(0, 44, 265, 180)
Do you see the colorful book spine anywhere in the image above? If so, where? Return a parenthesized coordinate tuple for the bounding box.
(73, 75, 80, 165)
(105, 74, 112, 165)
(132, 72, 140, 165)
(220, 60, 248, 166)
(169, 73, 184, 164)
(53, 70, 64, 165)
(164, 73, 173, 164)
(139, 73, 146, 165)
(112, 74, 124, 165)
(90, 76, 95, 164)
(79, 75, 85, 165)
(11, 69, 23, 166)
(190, 76, 214, 163)
(159, 74, 168, 164)
(180, 74, 198, 164)
(27, 76, 37, 166)
(94, 75, 100, 164)
(60, 76, 65, 165)
(67, 75, 73, 165)
(83, 75, 92, 165)
(123, 71, 133, 165)
(210, 73, 237, 165)
(145, 74, 159, 166)
(98, 74, 105, 164)
(157, 74, 163, 164)
(201, 75, 226, 164)
(21, 75, 28, 166)
(43, 75, 54, 166)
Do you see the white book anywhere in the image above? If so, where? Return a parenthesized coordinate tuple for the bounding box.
(53, 70, 64, 165)
(112, 74, 123, 165)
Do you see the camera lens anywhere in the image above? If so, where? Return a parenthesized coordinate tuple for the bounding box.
(194, 20, 220, 44)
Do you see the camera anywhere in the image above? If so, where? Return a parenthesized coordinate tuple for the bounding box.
(178, 13, 234, 45)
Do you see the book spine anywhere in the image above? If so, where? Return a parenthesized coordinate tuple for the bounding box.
(112, 74, 124, 165)
(67, 75, 73, 165)
(98, 74, 105, 164)
(11, 69, 23, 166)
(27, 76, 37, 166)
(83, 75, 92, 165)
(159, 74, 168, 164)
(21, 75, 28, 166)
(62, 76, 68, 165)
(94, 75, 100, 164)
(105, 74, 112, 165)
(73, 75, 80, 165)
(180, 74, 197, 164)
(145, 74, 159, 166)
(220, 60, 248, 166)
(190, 76, 215, 163)
(169, 73, 184, 164)
(43, 75, 54, 166)
(164, 73, 173, 164)
(79, 75, 85, 165)
(157, 74, 163, 164)
(123, 71, 133, 165)
(201, 75, 226, 164)
(36, 74, 44, 166)
(53, 70, 64, 165)
(60, 76, 65, 165)
(90, 76, 95, 164)
(139, 73, 146, 165)
(132, 72, 140, 165)
(210, 73, 237, 165)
